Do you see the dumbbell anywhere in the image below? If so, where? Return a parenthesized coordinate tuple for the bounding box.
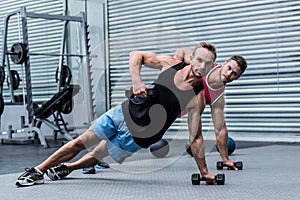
(191, 173, 225, 185)
(216, 161, 243, 170)
(125, 84, 157, 98)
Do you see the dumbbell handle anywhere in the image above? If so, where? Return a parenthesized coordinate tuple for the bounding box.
(198, 174, 223, 181)
(125, 84, 156, 98)
(192, 173, 225, 185)
(217, 161, 243, 170)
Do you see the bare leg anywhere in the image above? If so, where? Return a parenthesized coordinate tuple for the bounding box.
(66, 140, 109, 171)
(36, 128, 100, 173)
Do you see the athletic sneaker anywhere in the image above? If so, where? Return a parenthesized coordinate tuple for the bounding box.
(95, 160, 110, 169)
(82, 167, 96, 174)
(46, 164, 70, 180)
(15, 167, 44, 187)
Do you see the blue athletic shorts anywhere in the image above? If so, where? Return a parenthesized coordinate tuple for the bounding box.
(91, 104, 142, 163)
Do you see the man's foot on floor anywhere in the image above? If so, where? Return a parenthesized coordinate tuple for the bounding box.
(46, 164, 70, 180)
(95, 160, 110, 169)
(16, 167, 44, 187)
(82, 167, 96, 174)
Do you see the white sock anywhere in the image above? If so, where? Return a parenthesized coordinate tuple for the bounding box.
(35, 167, 43, 175)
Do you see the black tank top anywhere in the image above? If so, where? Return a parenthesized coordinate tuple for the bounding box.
(122, 62, 204, 148)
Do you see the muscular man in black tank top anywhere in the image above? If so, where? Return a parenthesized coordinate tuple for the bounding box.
(120, 42, 217, 182)
(16, 42, 224, 187)
(122, 61, 204, 148)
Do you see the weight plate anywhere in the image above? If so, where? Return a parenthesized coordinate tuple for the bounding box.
(55, 65, 72, 87)
(60, 99, 73, 114)
(0, 67, 5, 85)
(0, 95, 4, 117)
(10, 43, 27, 64)
(12, 70, 20, 90)
(7, 70, 21, 90)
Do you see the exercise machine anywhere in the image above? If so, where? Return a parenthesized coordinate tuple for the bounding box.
(0, 6, 95, 147)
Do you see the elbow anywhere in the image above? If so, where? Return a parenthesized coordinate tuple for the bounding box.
(129, 51, 144, 67)
(130, 50, 139, 58)
(174, 49, 184, 61)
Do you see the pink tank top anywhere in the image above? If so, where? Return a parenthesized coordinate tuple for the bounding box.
(177, 65, 225, 117)
(203, 66, 225, 105)
(203, 81, 224, 105)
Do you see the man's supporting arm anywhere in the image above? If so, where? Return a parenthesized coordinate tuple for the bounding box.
(187, 93, 211, 177)
(211, 96, 238, 169)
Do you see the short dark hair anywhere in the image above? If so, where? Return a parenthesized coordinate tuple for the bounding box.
(229, 55, 247, 75)
(193, 42, 217, 61)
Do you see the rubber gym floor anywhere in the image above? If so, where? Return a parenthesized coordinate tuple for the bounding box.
(0, 135, 299, 200)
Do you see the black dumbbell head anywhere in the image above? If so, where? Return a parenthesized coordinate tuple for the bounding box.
(191, 173, 201, 185)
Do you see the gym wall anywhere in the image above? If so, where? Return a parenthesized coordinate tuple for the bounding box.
(106, 0, 300, 138)
(1, 0, 299, 139)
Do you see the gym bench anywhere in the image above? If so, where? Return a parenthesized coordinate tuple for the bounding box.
(34, 84, 80, 143)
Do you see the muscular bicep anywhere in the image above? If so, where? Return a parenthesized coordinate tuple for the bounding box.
(129, 51, 162, 70)
(130, 50, 179, 71)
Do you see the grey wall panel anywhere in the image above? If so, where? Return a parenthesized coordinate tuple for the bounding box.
(107, 0, 300, 137)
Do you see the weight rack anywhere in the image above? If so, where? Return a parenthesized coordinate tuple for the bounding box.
(0, 6, 96, 147)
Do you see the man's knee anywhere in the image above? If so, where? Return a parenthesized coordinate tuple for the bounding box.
(73, 128, 101, 149)
(90, 140, 108, 160)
